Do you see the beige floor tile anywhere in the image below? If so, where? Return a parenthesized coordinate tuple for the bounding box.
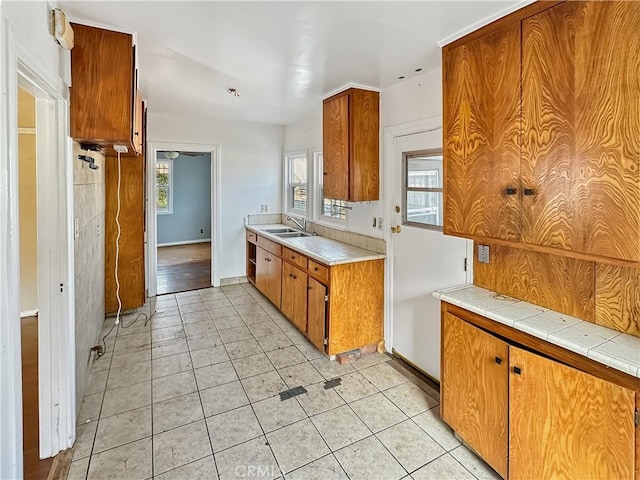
(205, 299, 233, 311)
(113, 331, 151, 354)
(411, 454, 474, 480)
(90, 354, 112, 373)
(219, 325, 253, 344)
(152, 351, 193, 378)
(295, 340, 325, 361)
(66, 458, 89, 480)
(333, 372, 379, 403)
(106, 360, 151, 390)
(310, 405, 371, 451)
(267, 419, 330, 474)
(248, 320, 281, 338)
(151, 314, 182, 330)
(256, 333, 293, 352)
(85, 370, 108, 395)
(86, 438, 152, 480)
(78, 392, 103, 424)
(195, 361, 239, 389)
(183, 320, 216, 339)
(182, 310, 213, 324)
(153, 420, 212, 475)
(350, 352, 392, 370)
(350, 392, 407, 433)
(232, 353, 274, 379)
(296, 382, 345, 416)
(208, 306, 238, 319)
(155, 455, 219, 480)
(377, 420, 445, 472)
(225, 338, 263, 359)
(190, 346, 230, 369)
(206, 405, 263, 452)
(187, 331, 223, 351)
(240, 370, 288, 403)
(72, 420, 97, 461)
(278, 362, 323, 388)
(383, 381, 439, 417)
(359, 362, 409, 390)
(200, 380, 249, 417)
(177, 295, 205, 306)
(412, 407, 460, 452)
(153, 370, 198, 403)
(252, 394, 307, 433)
(212, 314, 245, 330)
(179, 302, 208, 315)
(334, 436, 405, 480)
(266, 346, 307, 369)
(93, 406, 151, 453)
(450, 445, 501, 480)
(101, 380, 151, 417)
(153, 392, 204, 433)
(285, 453, 348, 480)
(152, 338, 190, 359)
(110, 348, 151, 367)
(152, 325, 186, 343)
(200, 291, 227, 302)
(310, 358, 355, 380)
(214, 436, 280, 480)
(154, 306, 180, 319)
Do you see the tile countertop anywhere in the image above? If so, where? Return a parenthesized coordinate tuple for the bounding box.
(246, 224, 386, 266)
(433, 284, 640, 379)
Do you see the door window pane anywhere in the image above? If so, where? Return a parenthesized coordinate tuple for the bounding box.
(403, 152, 443, 228)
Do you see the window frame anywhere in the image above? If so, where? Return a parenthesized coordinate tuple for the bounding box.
(402, 149, 444, 230)
(156, 158, 174, 215)
(284, 151, 309, 217)
(313, 150, 347, 226)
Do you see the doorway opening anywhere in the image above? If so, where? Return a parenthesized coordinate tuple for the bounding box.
(146, 142, 221, 297)
(154, 149, 214, 295)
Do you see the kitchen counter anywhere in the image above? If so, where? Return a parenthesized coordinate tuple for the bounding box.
(434, 284, 640, 379)
(246, 224, 386, 266)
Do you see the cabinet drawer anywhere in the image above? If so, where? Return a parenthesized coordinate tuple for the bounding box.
(308, 259, 329, 282)
(246, 230, 257, 244)
(257, 235, 281, 256)
(282, 247, 307, 269)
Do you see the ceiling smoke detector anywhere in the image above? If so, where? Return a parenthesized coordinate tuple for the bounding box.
(227, 88, 240, 97)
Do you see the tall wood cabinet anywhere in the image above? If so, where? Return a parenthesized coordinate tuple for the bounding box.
(323, 88, 380, 202)
(70, 24, 143, 157)
(442, 306, 637, 480)
(443, 1, 640, 263)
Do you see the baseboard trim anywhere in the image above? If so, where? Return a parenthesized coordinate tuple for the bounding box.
(158, 238, 211, 247)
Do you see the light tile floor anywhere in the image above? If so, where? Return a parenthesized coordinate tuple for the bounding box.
(67, 283, 500, 480)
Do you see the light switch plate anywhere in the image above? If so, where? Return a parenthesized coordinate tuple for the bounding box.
(478, 244, 490, 264)
(260, 204, 268, 213)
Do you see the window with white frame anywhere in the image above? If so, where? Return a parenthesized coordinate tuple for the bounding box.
(402, 150, 443, 229)
(286, 153, 308, 215)
(315, 152, 347, 221)
(156, 159, 173, 214)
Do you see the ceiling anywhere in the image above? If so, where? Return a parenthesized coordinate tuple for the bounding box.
(59, 1, 525, 125)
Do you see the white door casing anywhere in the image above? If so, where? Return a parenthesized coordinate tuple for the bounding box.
(384, 119, 472, 381)
(147, 142, 221, 297)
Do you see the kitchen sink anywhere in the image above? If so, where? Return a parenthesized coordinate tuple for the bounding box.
(264, 228, 299, 234)
(275, 231, 312, 238)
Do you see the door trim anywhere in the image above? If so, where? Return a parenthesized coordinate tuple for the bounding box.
(147, 142, 221, 297)
(383, 116, 474, 353)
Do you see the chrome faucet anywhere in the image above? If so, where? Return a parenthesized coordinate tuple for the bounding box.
(287, 215, 306, 232)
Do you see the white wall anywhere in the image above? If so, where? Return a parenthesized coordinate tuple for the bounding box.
(282, 69, 443, 238)
(148, 112, 284, 280)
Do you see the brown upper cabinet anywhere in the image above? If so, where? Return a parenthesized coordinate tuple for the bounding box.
(70, 24, 143, 156)
(444, 1, 640, 263)
(322, 88, 380, 202)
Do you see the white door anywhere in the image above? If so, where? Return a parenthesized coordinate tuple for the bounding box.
(390, 130, 471, 381)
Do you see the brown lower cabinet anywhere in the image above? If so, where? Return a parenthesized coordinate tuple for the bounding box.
(247, 230, 383, 355)
(442, 307, 637, 480)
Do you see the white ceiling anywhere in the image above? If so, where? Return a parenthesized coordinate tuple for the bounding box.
(59, 1, 524, 125)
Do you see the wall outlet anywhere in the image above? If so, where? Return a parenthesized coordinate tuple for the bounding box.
(478, 244, 490, 264)
(260, 204, 268, 213)
(200, 229, 204, 234)
(74, 217, 79, 239)
(377, 217, 383, 230)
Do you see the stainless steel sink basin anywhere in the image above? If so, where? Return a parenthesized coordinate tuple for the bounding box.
(275, 231, 312, 238)
(264, 228, 299, 234)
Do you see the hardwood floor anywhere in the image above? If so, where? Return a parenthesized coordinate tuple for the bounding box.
(21, 315, 54, 480)
(157, 242, 211, 295)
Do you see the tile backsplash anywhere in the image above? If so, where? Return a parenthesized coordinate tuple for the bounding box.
(244, 213, 386, 254)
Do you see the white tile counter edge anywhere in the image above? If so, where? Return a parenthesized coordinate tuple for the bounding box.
(246, 224, 386, 266)
(433, 284, 640, 379)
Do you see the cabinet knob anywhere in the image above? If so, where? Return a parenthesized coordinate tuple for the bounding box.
(504, 188, 517, 195)
(523, 188, 535, 196)
(495, 356, 502, 365)
(291, 256, 295, 259)
(513, 366, 522, 375)
(314, 267, 318, 271)
(323, 172, 328, 176)
(134, 131, 140, 136)
(292, 275, 297, 279)
(289, 274, 293, 278)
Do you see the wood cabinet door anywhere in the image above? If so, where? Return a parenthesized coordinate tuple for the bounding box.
(292, 268, 308, 333)
(521, 1, 640, 261)
(281, 261, 295, 322)
(441, 312, 508, 478)
(307, 277, 326, 352)
(509, 346, 635, 480)
(133, 86, 143, 154)
(266, 253, 282, 308)
(255, 246, 270, 296)
(443, 23, 521, 241)
(349, 88, 379, 202)
(323, 93, 350, 200)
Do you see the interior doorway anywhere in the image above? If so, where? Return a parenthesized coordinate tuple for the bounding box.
(147, 143, 221, 298)
(156, 150, 212, 294)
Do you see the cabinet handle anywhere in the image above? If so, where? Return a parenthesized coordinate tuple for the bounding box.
(504, 188, 517, 195)
(513, 366, 522, 375)
(308, 285, 312, 290)
(134, 131, 140, 136)
(495, 357, 502, 365)
(314, 267, 319, 271)
(292, 275, 297, 279)
(523, 188, 535, 196)
(323, 172, 328, 176)
(291, 256, 296, 260)
(289, 274, 293, 278)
